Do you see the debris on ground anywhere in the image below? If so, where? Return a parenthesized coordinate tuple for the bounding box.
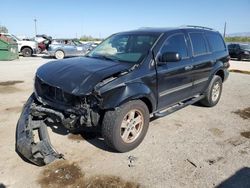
(233, 107, 250, 119)
(128, 155, 137, 168)
(206, 157, 223, 165)
(186, 159, 197, 168)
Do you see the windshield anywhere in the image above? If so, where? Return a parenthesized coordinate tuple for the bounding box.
(88, 34, 158, 63)
(240, 44, 250, 50)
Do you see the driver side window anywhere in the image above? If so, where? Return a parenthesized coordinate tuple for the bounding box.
(161, 33, 188, 59)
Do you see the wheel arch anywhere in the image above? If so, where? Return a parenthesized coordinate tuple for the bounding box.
(100, 82, 156, 113)
(21, 46, 33, 53)
(215, 69, 225, 82)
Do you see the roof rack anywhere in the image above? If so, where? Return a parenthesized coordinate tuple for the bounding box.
(180, 25, 214, 31)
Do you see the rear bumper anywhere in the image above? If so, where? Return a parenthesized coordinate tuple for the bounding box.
(16, 94, 62, 166)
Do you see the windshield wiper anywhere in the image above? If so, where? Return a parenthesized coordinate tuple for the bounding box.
(90, 54, 120, 62)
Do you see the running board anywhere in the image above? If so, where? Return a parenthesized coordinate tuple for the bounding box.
(154, 95, 204, 118)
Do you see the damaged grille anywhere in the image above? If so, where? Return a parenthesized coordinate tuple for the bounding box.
(35, 76, 79, 106)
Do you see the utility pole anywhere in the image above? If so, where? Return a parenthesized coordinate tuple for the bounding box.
(223, 22, 227, 38)
(34, 18, 37, 36)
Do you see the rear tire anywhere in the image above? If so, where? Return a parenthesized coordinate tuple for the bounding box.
(102, 100, 149, 152)
(237, 55, 242, 61)
(21, 47, 32, 57)
(200, 75, 222, 107)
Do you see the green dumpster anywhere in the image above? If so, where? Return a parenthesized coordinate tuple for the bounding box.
(0, 34, 19, 61)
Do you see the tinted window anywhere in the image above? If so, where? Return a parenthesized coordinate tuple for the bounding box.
(206, 32, 225, 52)
(189, 33, 208, 56)
(161, 34, 188, 58)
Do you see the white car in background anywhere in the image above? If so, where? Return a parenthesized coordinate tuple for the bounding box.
(0, 33, 38, 57)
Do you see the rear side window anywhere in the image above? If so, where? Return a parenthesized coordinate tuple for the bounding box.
(189, 32, 208, 56)
(161, 33, 188, 58)
(206, 32, 226, 52)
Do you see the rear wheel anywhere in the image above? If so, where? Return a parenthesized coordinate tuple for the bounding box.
(55, 50, 65, 59)
(237, 55, 242, 61)
(200, 75, 222, 107)
(21, 47, 32, 57)
(102, 100, 149, 152)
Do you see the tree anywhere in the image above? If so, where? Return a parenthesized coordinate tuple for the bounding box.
(0, 25, 8, 33)
(80, 35, 102, 41)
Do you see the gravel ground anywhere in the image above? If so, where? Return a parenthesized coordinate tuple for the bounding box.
(0, 57, 249, 188)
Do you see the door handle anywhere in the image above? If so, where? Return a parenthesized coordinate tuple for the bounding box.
(185, 65, 193, 70)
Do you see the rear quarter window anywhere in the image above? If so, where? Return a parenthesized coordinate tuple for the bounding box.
(189, 32, 208, 56)
(206, 32, 226, 52)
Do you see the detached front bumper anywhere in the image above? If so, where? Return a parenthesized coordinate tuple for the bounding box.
(16, 94, 63, 166)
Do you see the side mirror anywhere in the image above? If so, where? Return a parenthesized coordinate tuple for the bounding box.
(158, 52, 181, 64)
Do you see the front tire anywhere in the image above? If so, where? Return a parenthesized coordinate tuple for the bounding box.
(200, 75, 222, 107)
(102, 100, 149, 152)
(21, 47, 32, 57)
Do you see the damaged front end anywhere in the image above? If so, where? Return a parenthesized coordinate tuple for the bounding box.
(16, 78, 102, 166)
(16, 56, 132, 166)
(16, 94, 63, 166)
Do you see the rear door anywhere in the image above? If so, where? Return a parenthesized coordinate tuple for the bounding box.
(187, 32, 213, 96)
(156, 32, 194, 110)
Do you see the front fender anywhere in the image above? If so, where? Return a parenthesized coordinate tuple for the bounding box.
(100, 82, 156, 111)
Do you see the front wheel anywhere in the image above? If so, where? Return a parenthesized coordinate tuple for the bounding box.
(102, 100, 149, 152)
(200, 75, 222, 107)
(21, 47, 32, 57)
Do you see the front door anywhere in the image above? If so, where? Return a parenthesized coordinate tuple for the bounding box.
(157, 32, 193, 110)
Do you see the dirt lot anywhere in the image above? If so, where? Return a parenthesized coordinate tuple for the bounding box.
(0, 57, 249, 188)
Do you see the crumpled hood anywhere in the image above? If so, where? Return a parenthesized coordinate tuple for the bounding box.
(36, 57, 131, 95)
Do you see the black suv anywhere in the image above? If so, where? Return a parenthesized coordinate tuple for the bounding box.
(228, 43, 250, 61)
(16, 26, 229, 165)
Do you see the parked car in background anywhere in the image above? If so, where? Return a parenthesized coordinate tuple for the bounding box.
(0, 33, 38, 57)
(81, 42, 99, 51)
(228, 43, 250, 61)
(47, 39, 89, 59)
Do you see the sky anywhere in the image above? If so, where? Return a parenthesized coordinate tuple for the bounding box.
(0, 0, 250, 38)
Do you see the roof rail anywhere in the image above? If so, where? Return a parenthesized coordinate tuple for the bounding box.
(180, 25, 214, 31)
